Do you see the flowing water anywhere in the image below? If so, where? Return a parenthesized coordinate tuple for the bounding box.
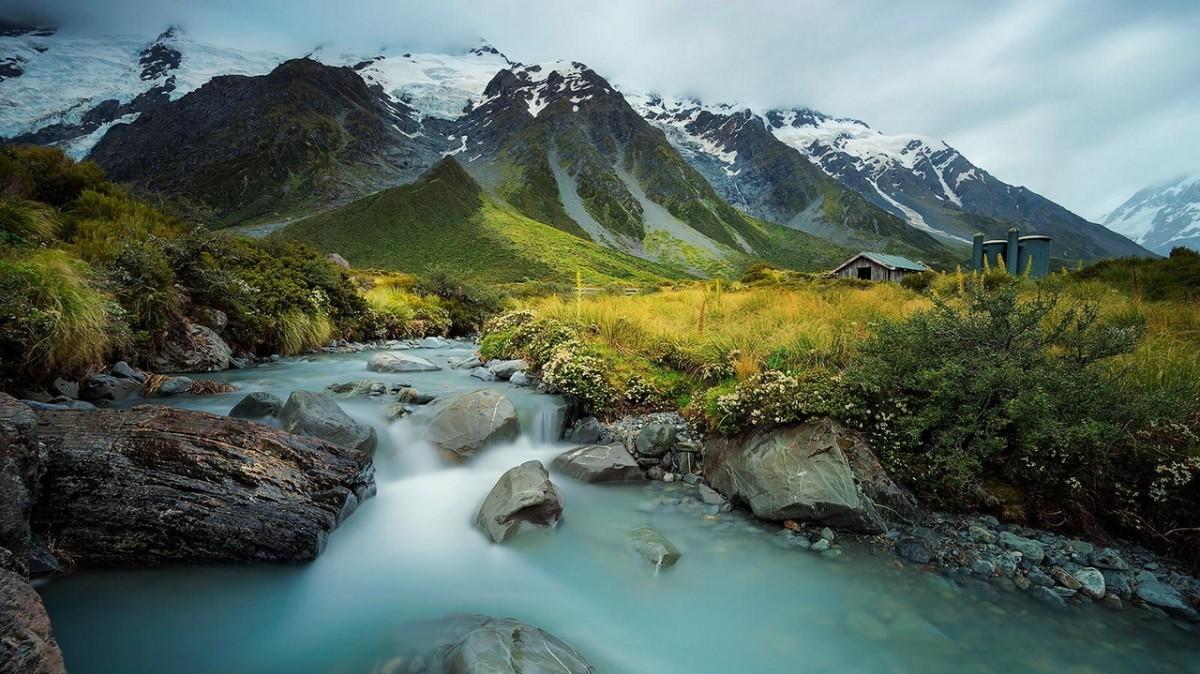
(37, 344, 1200, 673)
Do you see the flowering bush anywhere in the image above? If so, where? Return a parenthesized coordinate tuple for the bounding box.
(623, 374, 667, 409)
(712, 369, 851, 434)
(542, 344, 617, 414)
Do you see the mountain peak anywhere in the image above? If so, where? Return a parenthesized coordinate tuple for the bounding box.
(422, 155, 481, 193)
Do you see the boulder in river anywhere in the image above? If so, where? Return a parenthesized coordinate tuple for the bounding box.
(1135, 581, 1198, 620)
(399, 615, 595, 673)
(475, 460, 563, 543)
(229, 391, 284, 419)
(0, 567, 67, 674)
(485, 359, 527, 381)
(703, 418, 890, 533)
(552, 444, 644, 483)
(0, 394, 39, 574)
(367, 351, 440, 373)
(280, 391, 377, 454)
(428, 389, 519, 461)
(627, 525, 681, 569)
(153, 323, 233, 373)
(567, 416, 608, 445)
(32, 405, 375, 565)
(634, 422, 676, 457)
(79, 373, 140, 402)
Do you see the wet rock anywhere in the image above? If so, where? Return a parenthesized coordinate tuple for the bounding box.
(326, 380, 390, 397)
(110, 360, 145, 382)
(1091, 547, 1129, 571)
(399, 615, 595, 674)
(634, 423, 676, 457)
(997, 531, 1045, 564)
(509, 371, 532, 387)
(567, 417, 607, 444)
(967, 525, 996, 544)
(811, 538, 831, 552)
(280, 391, 377, 454)
(469, 366, 497, 382)
(47, 377, 78, 400)
(19, 399, 96, 412)
(428, 389, 519, 461)
(552, 444, 644, 483)
(33, 405, 375, 565)
(646, 466, 665, 481)
(395, 387, 436, 405)
(0, 395, 39, 575)
(449, 356, 482, 370)
(1073, 567, 1106, 598)
(475, 461, 562, 543)
(1028, 566, 1055, 587)
(0, 568, 67, 674)
(1136, 581, 1198, 620)
(703, 420, 887, 533)
(384, 402, 412, 420)
(1050, 566, 1082, 590)
(972, 559, 996, 577)
(485, 359, 527, 381)
(697, 483, 725, 505)
(895, 537, 933, 564)
(1103, 569, 1132, 598)
(367, 351, 439, 373)
(820, 527, 836, 541)
(79, 374, 140, 402)
(418, 336, 448, 349)
(153, 323, 232, 373)
(627, 525, 681, 568)
(156, 376, 193, 396)
(1032, 586, 1067, 609)
(229, 392, 283, 419)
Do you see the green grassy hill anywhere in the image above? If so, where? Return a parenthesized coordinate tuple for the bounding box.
(278, 158, 688, 285)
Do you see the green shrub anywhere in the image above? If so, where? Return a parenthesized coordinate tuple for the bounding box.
(0, 146, 105, 207)
(711, 369, 851, 434)
(849, 278, 1147, 505)
(542, 343, 617, 414)
(414, 267, 506, 335)
(107, 237, 184, 356)
(0, 250, 119, 382)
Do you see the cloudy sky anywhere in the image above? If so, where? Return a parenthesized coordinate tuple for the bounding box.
(10, 0, 1200, 219)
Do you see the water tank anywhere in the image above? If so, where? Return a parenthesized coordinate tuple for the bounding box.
(981, 240, 1007, 269)
(1018, 236, 1052, 278)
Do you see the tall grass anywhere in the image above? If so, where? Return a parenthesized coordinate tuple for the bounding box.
(0, 199, 59, 243)
(275, 310, 335, 355)
(532, 281, 929, 375)
(0, 249, 114, 374)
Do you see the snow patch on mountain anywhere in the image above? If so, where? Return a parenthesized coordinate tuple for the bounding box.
(0, 27, 282, 146)
(323, 42, 509, 121)
(1104, 174, 1200, 254)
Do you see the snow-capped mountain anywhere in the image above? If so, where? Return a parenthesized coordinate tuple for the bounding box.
(0, 24, 283, 156)
(1104, 174, 1200, 255)
(628, 93, 1149, 261)
(0, 24, 1150, 263)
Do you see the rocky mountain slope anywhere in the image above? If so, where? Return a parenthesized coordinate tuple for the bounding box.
(88, 58, 442, 226)
(1103, 174, 1200, 255)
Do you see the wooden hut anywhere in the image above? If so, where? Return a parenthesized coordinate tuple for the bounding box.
(832, 252, 929, 282)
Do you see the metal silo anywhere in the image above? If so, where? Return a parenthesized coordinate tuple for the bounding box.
(1018, 235, 1052, 278)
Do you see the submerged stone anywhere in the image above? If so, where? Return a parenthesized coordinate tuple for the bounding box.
(627, 525, 681, 569)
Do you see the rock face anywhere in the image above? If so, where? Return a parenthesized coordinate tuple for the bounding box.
(0, 395, 39, 574)
(280, 391, 377, 454)
(229, 391, 284, 419)
(704, 419, 891, 533)
(33, 405, 375, 565)
(367, 351, 440, 373)
(0, 568, 67, 674)
(552, 444, 644, 483)
(401, 615, 595, 674)
(475, 461, 563, 543)
(627, 526, 681, 569)
(154, 323, 233, 373)
(428, 389, 520, 461)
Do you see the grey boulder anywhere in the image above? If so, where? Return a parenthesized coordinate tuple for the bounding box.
(367, 352, 439, 373)
(109, 360, 145, 382)
(428, 389, 519, 461)
(627, 525, 681, 569)
(155, 376, 194, 396)
(552, 444, 644, 483)
(79, 374, 140, 401)
(469, 366, 497, 382)
(475, 461, 563, 543)
(567, 417, 607, 445)
(280, 391, 377, 454)
(703, 418, 889, 533)
(1136, 581, 1198, 620)
(398, 615, 595, 674)
(229, 392, 284, 419)
(997, 532, 1046, 564)
(634, 423, 675, 457)
(153, 323, 233, 373)
(0, 568, 67, 674)
(509, 371, 532, 387)
(486, 359, 528, 381)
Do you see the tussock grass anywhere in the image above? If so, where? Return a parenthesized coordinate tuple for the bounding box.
(0, 199, 60, 243)
(275, 310, 335, 355)
(0, 249, 114, 374)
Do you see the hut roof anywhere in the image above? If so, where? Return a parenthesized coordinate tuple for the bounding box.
(833, 252, 929, 273)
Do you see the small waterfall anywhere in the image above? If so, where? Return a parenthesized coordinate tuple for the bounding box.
(530, 402, 568, 444)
